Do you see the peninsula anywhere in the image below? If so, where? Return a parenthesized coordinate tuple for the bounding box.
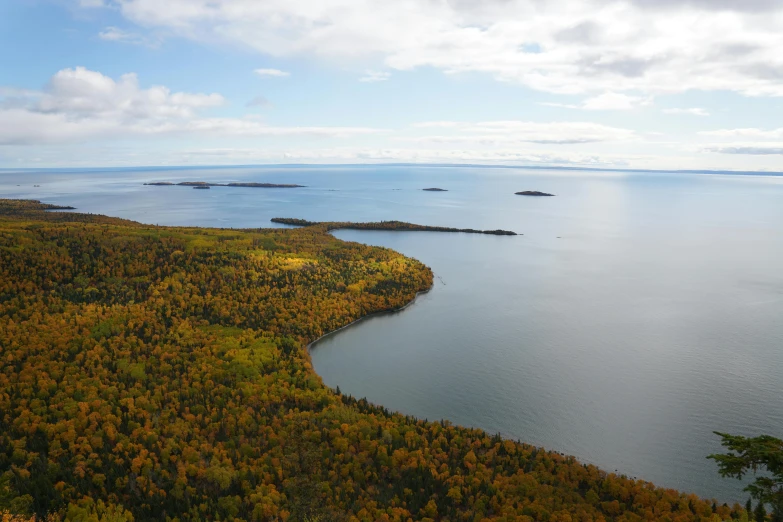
(516, 190, 555, 196)
(144, 181, 305, 188)
(0, 199, 76, 213)
(271, 217, 519, 235)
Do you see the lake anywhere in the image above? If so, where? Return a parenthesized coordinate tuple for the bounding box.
(2, 164, 782, 503)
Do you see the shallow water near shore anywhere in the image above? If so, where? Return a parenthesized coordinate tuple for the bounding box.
(2, 164, 783, 502)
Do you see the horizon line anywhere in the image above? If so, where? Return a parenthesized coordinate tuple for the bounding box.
(1, 162, 782, 177)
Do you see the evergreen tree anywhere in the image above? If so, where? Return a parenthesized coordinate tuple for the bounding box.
(756, 502, 767, 522)
(710, 433, 783, 518)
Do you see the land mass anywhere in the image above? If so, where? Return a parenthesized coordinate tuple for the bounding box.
(422, 187, 448, 191)
(144, 181, 305, 188)
(271, 217, 519, 235)
(0, 198, 737, 522)
(0, 199, 76, 212)
(516, 190, 555, 196)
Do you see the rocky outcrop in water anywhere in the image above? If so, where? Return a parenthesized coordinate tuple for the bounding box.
(515, 191, 555, 196)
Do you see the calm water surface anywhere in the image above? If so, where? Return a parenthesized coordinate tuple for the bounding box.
(2, 165, 782, 502)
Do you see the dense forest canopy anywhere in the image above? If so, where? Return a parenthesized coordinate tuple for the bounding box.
(0, 200, 744, 521)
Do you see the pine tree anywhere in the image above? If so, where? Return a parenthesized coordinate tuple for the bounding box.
(756, 502, 768, 522)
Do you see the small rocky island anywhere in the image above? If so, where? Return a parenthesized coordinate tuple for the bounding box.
(144, 181, 305, 188)
(272, 217, 519, 236)
(422, 188, 448, 192)
(193, 186, 211, 190)
(516, 190, 555, 196)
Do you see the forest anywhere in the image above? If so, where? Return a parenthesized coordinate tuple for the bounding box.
(0, 199, 746, 521)
(270, 218, 518, 236)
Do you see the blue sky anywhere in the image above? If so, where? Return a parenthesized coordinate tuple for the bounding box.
(2, 0, 783, 170)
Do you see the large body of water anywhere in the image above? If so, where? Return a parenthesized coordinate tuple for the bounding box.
(2, 165, 782, 503)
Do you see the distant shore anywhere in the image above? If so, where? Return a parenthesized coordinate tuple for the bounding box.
(271, 217, 520, 236)
(144, 181, 305, 188)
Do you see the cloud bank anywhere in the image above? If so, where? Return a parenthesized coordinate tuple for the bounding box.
(408, 121, 636, 145)
(98, 0, 783, 96)
(0, 67, 380, 145)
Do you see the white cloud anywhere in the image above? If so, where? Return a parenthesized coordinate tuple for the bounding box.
(703, 143, 783, 155)
(540, 102, 582, 110)
(543, 92, 652, 111)
(96, 0, 783, 96)
(94, 146, 652, 169)
(10, 139, 783, 170)
(664, 107, 710, 116)
(0, 67, 381, 145)
(696, 127, 783, 154)
(663, 107, 710, 116)
(700, 127, 783, 139)
(98, 26, 156, 46)
(411, 122, 462, 129)
(582, 92, 651, 111)
(408, 120, 636, 144)
(359, 70, 391, 82)
(37, 67, 223, 119)
(254, 68, 290, 77)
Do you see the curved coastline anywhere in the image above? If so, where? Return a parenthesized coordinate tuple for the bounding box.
(301, 229, 724, 506)
(307, 222, 435, 353)
(307, 285, 433, 353)
(303, 230, 602, 472)
(302, 236, 658, 497)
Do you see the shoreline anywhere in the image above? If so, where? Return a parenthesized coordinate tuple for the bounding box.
(303, 270, 667, 494)
(307, 286, 433, 353)
(301, 230, 726, 504)
(308, 225, 436, 352)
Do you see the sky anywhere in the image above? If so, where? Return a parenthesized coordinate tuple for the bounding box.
(1, 0, 783, 170)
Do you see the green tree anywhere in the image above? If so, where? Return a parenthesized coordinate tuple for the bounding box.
(709, 432, 783, 520)
(756, 501, 768, 522)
